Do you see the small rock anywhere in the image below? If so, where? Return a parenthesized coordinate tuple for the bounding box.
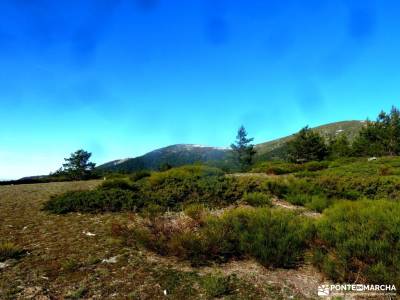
(83, 231, 96, 236)
(102, 256, 118, 264)
(0, 259, 17, 269)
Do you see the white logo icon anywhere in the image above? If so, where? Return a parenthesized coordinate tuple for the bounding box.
(318, 285, 330, 297)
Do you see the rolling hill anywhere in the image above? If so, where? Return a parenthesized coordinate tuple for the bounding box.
(98, 120, 365, 173)
(254, 120, 365, 160)
(97, 144, 231, 172)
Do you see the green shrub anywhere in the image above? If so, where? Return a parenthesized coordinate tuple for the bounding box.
(283, 172, 400, 208)
(138, 168, 244, 210)
(100, 178, 132, 190)
(304, 161, 329, 171)
(242, 192, 272, 207)
(130, 170, 151, 182)
(184, 203, 207, 221)
(311, 175, 400, 200)
(61, 258, 80, 272)
(201, 273, 237, 298)
(285, 193, 311, 206)
(304, 195, 330, 212)
(139, 207, 314, 268)
(222, 208, 314, 268)
(313, 200, 400, 286)
(45, 164, 304, 214)
(262, 179, 289, 198)
(0, 242, 24, 261)
(252, 162, 302, 174)
(43, 189, 141, 213)
(140, 203, 164, 220)
(378, 165, 394, 176)
(44, 166, 236, 214)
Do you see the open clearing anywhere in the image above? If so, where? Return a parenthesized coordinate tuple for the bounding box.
(0, 180, 328, 299)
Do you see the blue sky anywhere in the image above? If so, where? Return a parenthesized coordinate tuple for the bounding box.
(1, 0, 400, 179)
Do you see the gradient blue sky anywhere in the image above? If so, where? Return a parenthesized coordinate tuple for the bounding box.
(1, 0, 400, 179)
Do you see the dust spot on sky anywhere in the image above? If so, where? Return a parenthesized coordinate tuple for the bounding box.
(133, 0, 159, 12)
(205, 17, 229, 45)
(296, 82, 324, 116)
(348, 7, 375, 43)
(265, 28, 294, 59)
(6, 0, 123, 67)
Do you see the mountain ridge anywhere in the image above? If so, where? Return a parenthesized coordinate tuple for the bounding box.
(98, 120, 365, 172)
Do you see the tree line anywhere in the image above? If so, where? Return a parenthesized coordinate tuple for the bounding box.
(286, 106, 400, 163)
(231, 106, 400, 169)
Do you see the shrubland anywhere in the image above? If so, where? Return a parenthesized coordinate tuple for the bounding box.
(312, 200, 400, 287)
(130, 207, 314, 268)
(43, 157, 400, 288)
(44, 157, 400, 215)
(44, 165, 281, 214)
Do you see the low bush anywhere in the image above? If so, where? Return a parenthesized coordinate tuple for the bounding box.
(285, 193, 311, 206)
(312, 200, 400, 286)
(252, 162, 302, 174)
(136, 166, 272, 211)
(252, 161, 329, 175)
(61, 258, 80, 272)
(133, 207, 314, 268)
(311, 175, 400, 200)
(0, 242, 24, 261)
(99, 178, 133, 190)
(282, 173, 400, 209)
(378, 165, 394, 176)
(184, 203, 207, 222)
(304, 195, 330, 212)
(43, 189, 140, 213)
(242, 192, 272, 207)
(130, 170, 151, 182)
(45, 163, 305, 214)
(285, 192, 330, 212)
(304, 161, 329, 172)
(201, 273, 237, 298)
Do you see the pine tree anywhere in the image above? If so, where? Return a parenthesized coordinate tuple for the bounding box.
(231, 126, 256, 171)
(328, 134, 351, 159)
(287, 126, 328, 162)
(352, 106, 400, 157)
(62, 149, 96, 180)
(385, 106, 400, 155)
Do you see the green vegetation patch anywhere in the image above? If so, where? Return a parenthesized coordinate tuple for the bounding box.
(0, 242, 25, 261)
(44, 165, 287, 214)
(132, 207, 314, 268)
(43, 189, 140, 214)
(242, 192, 272, 207)
(312, 200, 400, 286)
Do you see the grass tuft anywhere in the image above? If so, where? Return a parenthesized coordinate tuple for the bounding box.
(0, 242, 24, 261)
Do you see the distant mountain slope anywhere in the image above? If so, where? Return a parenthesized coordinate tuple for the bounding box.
(97, 144, 231, 172)
(255, 120, 365, 160)
(98, 121, 366, 172)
